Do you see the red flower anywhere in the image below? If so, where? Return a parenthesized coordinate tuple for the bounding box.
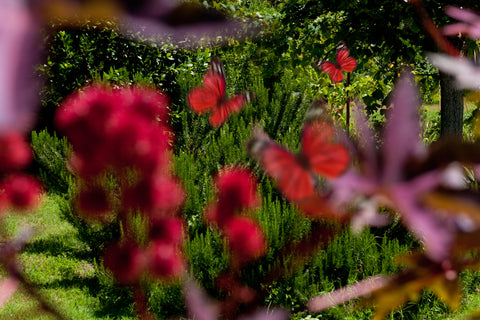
(0, 132, 32, 172)
(68, 153, 110, 178)
(206, 168, 260, 226)
(148, 216, 185, 246)
(55, 86, 123, 157)
(223, 216, 266, 262)
(0, 191, 10, 215)
(215, 168, 259, 210)
(123, 176, 185, 215)
(111, 116, 172, 174)
(1, 174, 42, 210)
(103, 241, 146, 285)
(56, 85, 175, 181)
(216, 274, 256, 303)
(204, 201, 236, 227)
(125, 87, 170, 123)
(148, 241, 185, 280)
(76, 184, 113, 222)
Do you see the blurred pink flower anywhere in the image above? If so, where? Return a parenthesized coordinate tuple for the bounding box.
(224, 216, 266, 262)
(1, 174, 43, 210)
(332, 72, 458, 262)
(103, 241, 147, 285)
(75, 184, 113, 222)
(206, 167, 260, 226)
(0, 1, 43, 133)
(443, 6, 480, 39)
(147, 241, 185, 280)
(0, 132, 33, 172)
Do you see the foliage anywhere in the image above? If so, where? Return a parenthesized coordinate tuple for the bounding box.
(31, 129, 73, 194)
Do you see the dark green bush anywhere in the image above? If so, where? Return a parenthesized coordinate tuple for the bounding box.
(31, 129, 72, 194)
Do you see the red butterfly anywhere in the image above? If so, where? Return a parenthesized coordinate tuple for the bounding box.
(315, 41, 357, 83)
(188, 57, 250, 127)
(247, 117, 350, 203)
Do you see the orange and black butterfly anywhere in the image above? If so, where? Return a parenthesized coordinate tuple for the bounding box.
(315, 41, 357, 83)
(187, 57, 251, 127)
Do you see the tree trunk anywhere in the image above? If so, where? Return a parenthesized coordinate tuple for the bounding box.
(439, 71, 463, 137)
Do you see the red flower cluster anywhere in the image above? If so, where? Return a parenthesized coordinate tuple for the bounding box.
(0, 133, 43, 214)
(56, 85, 185, 284)
(206, 167, 265, 263)
(56, 85, 172, 179)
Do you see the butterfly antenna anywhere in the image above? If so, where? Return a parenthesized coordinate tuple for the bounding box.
(244, 91, 254, 104)
(336, 40, 348, 51)
(209, 56, 225, 75)
(247, 126, 269, 159)
(313, 42, 344, 69)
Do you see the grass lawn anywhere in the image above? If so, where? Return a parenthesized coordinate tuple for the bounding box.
(0, 194, 134, 320)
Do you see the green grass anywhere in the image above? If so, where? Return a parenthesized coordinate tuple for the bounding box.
(0, 194, 134, 320)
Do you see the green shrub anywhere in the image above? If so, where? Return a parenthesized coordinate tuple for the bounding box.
(31, 129, 73, 195)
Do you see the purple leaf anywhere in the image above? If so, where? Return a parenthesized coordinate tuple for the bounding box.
(0, 1, 43, 133)
(237, 308, 290, 320)
(0, 277, 19, 308)
(329, 71, 463, 261)
(381, 72, 424, 183)
(352, 103, 378, 180)
(308, 275, 389, 312)
(428, 53, 480, 90)
(119, 0, 258, 47)
(443, 6, 480, 39)
(183, 279, 219, 320)
(390, 179, 456, 262)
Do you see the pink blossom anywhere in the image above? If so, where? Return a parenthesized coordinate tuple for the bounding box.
(123, 175, 185, 215)
(224, 216, 266, 262)
(0, 132, 32, 172)
(442, 6, 480, 39)
(76, 184, 113, 222)
(215, 168, 259, 210)
(1, 174, 43, 210)
(148, 241, 185, 280)
(148, 216, 185, 246)
(206, 167, 260, 226)
(103, 241, 147, 285)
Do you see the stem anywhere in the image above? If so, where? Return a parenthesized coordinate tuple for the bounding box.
(133, 284, 157, 320)
(5, 260, 70, 320)
(409, 0, 460, 57)
(346, 72, 351, 134)
(0, 229, 70, 319)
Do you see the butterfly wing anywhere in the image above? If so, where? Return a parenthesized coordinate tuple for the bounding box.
(188, 70, 225, 114)
(248, 127, 316, 201)
(336, 48, 357, 72)
(317, 60, 344, 82)
(209, 93, 248, 127)
(301, 120, 350, 179)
